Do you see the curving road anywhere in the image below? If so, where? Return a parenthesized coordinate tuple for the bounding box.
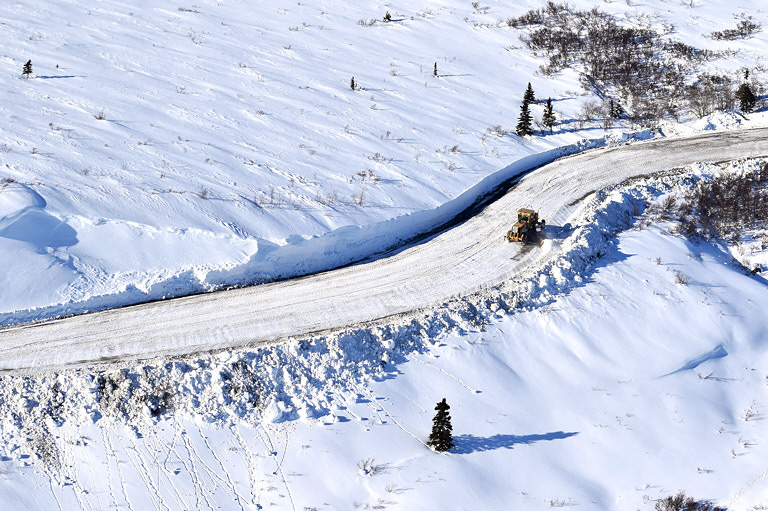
(1, 128, 766, 375)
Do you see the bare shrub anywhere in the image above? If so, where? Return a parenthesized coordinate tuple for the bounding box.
(654, 491, 724, 511)
(678, 165, 768, 238)
(515, 3, 717, 122)
(357, 457, 383, 476)
(711, 17, 761, 40)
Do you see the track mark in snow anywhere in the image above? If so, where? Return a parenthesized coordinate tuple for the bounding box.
(357, 386, 427, 448)
(179, 429, 217, 511)
(100, 427, 134, 511)
(725, 465, 768, 507)
(146, 432, 192, 511)
(196, 424, 250, 511)
(413, 357, 480, 393)
(47, 475, 64, 511)
(258, 425, 297, 511)
(231, 425, 262, 509)
(118, 435, 168, 511)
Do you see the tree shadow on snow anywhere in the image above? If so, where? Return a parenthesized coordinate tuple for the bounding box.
(452, 431, 578, 454)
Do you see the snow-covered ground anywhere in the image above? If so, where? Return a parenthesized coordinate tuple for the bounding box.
(2, 0, 767, 322)
(1, 162, 767, 509)
(1, 0, 768, 509)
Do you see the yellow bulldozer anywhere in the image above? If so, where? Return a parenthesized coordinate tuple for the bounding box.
(506, 208, 545, 242)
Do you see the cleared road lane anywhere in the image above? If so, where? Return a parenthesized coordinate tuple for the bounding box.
(1, 128, 766, 374)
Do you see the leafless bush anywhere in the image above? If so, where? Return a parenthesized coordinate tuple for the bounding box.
(515, 2, 717, 122)
(675, 163, 768, 239)
(711, 18, 761, 40)
(357, 457, 383, 476)
(486, 125, 507, 137)
(655, 491, 724, 511)
(674, 271, 690, 285)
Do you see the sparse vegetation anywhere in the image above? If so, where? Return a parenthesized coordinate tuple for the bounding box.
(653, 491, 724, 511)
(512, 2, 726, 123)
(710, 17, 761, 40)
(357, 457, 383, 476)
(675, 162, 768, 239)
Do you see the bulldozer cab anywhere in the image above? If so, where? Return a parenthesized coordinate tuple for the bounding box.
(517, 208, 536, 224)
(506, 208, 543, 242)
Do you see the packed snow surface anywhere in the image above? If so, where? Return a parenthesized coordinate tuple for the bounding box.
(1, 0, 768, 509)
(1, 127, 767, 374)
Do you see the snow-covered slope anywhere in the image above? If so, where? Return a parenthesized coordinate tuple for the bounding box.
(1, 159, 767, 510)
(2, 0, 767, 322)
(1, 127, 766, 375)
(1, 0, 768, 509)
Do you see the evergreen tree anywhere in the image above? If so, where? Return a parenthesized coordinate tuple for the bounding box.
(608, 98, 624, 119)
(542, 97, 556, 134)
(383, 11, 392, 22)
(736, 83, 757, 113)
(427, 398, 454, 452)
(523, 82, 536, 104)
(433, 62, 438, 77)
(22, 60, 32, 78)
(516, 100, 533, 136)
(350, 76, 356, 91)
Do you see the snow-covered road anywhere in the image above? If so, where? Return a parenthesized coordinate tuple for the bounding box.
(2, 128, 766, 375)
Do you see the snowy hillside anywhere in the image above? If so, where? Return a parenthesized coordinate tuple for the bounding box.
(1, 0, 768, 510)
(2, 0, 767, 320)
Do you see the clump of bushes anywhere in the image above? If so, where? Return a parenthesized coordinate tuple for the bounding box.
(508, 2, 739, 123)
(676, 162, 768, 239)
(711, 17, 761, 40)
(655, 491, 724, 511)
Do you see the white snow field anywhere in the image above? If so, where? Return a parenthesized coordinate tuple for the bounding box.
(0, 0, 768, 509)
(1, 127, 767, 375)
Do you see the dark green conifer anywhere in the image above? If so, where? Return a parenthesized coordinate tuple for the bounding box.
(516, 101, 533, 137)
(736, 83, 757, 113)
(23, 60, 33, 78)
(523, 82, 536, 104)
(543, 97, 556, 134)
(427, 398, 454, 452)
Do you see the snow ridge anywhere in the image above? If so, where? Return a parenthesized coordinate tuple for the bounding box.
(0, 159, 705, 468)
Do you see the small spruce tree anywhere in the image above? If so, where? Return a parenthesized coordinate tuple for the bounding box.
(542, 98, 556, 134)
(350, 76, 356, 91)
(736, 83, 757, 113)
(383, 11, 392, 22)
(427, 398, 454, 452)
(608, 99, 624, 119)
(516, 100, 533, 137)
(23, 60, 33, 79)
(523, 82, 536, 104)
(433, 62, 438, 77)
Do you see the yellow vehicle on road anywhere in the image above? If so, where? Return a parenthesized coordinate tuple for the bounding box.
(506, 208, 545, 242)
